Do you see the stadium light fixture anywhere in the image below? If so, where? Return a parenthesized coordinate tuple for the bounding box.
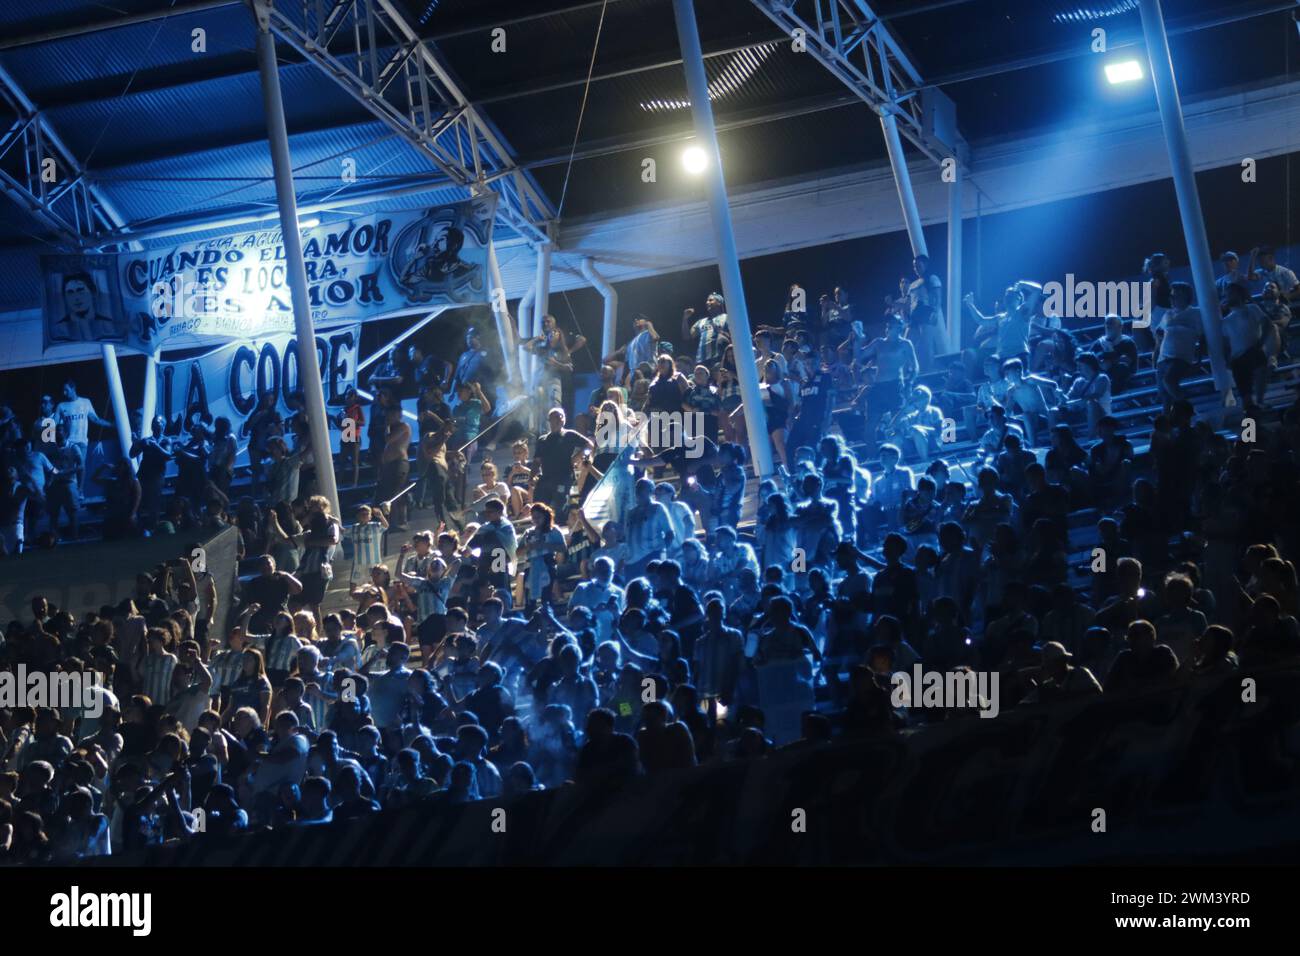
(1104, 59, 1144, 84)
(681, 145, 708, 175)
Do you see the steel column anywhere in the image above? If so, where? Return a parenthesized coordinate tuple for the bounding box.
(101, 344, 134, 462)
(487, 241, 518, 386)
(672, 0, 774, 478)
(1138, 0, 1230, 395)
(946, 161, 963, 353)
(880, 108, 928, 260)
(581, 258, 619, 361)
(533, 240, 552, 397)
(253, 2, 341, 516)
(141, 353, 159, 437)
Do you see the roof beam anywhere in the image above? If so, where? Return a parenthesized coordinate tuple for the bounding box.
(0, 62, 128, 246)
(254, 0, 554, 245)
(745, 0, 963, 166)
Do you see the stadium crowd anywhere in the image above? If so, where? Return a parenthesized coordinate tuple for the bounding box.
(1, 241, 1299, 862)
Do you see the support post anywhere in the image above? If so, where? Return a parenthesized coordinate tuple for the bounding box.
(101, 343, 133, 463)
(141, 352, 159, 437)
(946, 162, 963, 354)
(486, 241, 518, 386)
(880, 108, 929, 259)
(671, 0, 774, 478)
(518, 281, 536, 390)
(533, 240, 552, 396)
(253, 2, 340, 517)
(1138, 0, 1230, 395)
(580, 258, 619, 361)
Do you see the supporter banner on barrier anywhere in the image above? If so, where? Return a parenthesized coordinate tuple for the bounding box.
(40, 195, 498, 353)
(0, 526, 239, 641)
(154, 325, 361, 435)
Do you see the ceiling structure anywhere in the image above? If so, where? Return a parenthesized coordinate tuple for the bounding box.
(0, 0, 1296, 325)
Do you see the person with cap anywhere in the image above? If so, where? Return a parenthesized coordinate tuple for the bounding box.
(1216, 250, 1244, 301)
(1153, 281, 1203, 409)
(1022, 640, 1103, 704)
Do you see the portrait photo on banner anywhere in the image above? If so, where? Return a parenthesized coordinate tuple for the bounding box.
(40, 253, 130, 348)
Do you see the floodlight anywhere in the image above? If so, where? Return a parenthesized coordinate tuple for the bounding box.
(681, 145, 709, 175)
(1105, 60, 1143, 84)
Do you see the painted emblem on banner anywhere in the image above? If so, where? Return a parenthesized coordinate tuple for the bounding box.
(389, 194, 497, 305)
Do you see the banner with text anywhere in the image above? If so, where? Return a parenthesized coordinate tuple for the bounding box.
(41, 195, 497, 354)
(155, 325, 361, 442)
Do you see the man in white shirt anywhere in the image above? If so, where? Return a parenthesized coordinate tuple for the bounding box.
(904, 254, 946, 369)
(624, 477, 675, 581)
(1062, 353, 1112, 438)
(139, 629, 178, 709)
(569, 555, 626, 644)
(249, 711, 310, 818)
(54, 380, 112, 488)
(856, 314, 919, 455)
(1155, 281, 1202, 408)
(966, 288, 1031, 366)
(366, 642, 415, 751)
(655, 482, 697, 560)
(1248, 245, 1299, 303)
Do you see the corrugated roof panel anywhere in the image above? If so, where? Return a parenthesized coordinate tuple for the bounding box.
(2, 3, 254, 102)
(39, 59, 370, 171)
(95, 120, 442, 224)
